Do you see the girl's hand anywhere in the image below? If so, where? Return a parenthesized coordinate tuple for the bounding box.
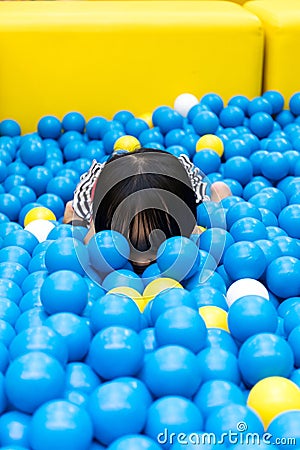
(63, 201, 83, 224)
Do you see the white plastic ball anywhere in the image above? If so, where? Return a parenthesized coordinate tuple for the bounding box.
(174, 93, 199, 118)
(24, 219, 55, 243)
(226, 278, 269, 307)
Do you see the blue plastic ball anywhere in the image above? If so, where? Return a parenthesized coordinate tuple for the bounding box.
(266, 256, 300, 298)
(197, 347, 241, 384)
(29, 400, 93, 450)
(139, 327, 157, 352)
(151, 288, 197, 323)
(278, 204, 300, 239)
(154, 306, 207, 353)
(37, 116, 61, 139)
(157, 236, 200, 281)
(255, 239, 282, 266)
(0, 411, 30, 448)
(204, 404, 263, 441)
(107, 435, 161, 450)
(0, 344, 9, 373)
(124, 118, 148, 137)
(249, 193, 281, 216)
(192, 112, 219, 135)
(45, 237, 89, 275)
(88, 380, 148, 445)
(247, 97, 272, 116)
(22, 271, 47, 294)
(90, 293, 141, 333)
(65, 362, 100, 395)
(228, 95, 249, 112)
(3, 230, 39, 254)
(25, 166, 52, 196)
(102, 269, 144, 293)
(206, 328, 238, 355)
(230, 217, 267, 242)
(228, 295, 278, 343)
(19, 289, 42, 312)
(0, 319, 16, 346)
(5, 351, 65, 413)
(19, 141, 46, 167)
(10, 325, 68, 365)
(224, 139, 251, 160)
(153, 108, 183, 135)
(258, 208, 278, 227)
(200, 93, 223, 114)
(45, 312, 91, 362)
(86, 117, 108, 140)
(276, 110, 295, 128)
(9, 186, 36, 207)
(88, 230, 130, 274)
(0, 246, 31, 268)
(0, 119, 21, 137)
(46, 176, 76, 203)
(199, 228, 234, 265)
(289, 92, 300, 115)
(41, 270, 88, 315)
(226, 202, 262, 228)
(0, 161, 7, 184)
(260, 152, 289, 181)
(15, 307, 48, 334)
(190, 286, 228, 310)
(220, 106, 244, 128)
(267, 411, 300, 450)
(283, 303, 300, 336)
(224, 241, 266, 281)
(145, 396, 203, 444)
(249, 112, 273, 138)
(274, 236, 300, 258)
(238, 333, 294, 386)
(263, 90, 284, 115)
(194, 380, 245, 419)
(88, 326, 144, 379)
(193, 150, 221, 175)
(0, 194, 22, 221)
(62, 112, 85, 133)
(140, 345, 201, 398)
(287, 325, 300, 367)
(0, 278, 22, 304)
(64, 141, 86, 161)
(37, 193, 65, 219)
(223, 157, 253, 185)
(0, 298, 20, 325)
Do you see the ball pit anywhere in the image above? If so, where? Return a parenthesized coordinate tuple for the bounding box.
(1, 91, 300, 447)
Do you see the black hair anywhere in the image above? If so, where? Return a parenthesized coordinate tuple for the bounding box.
(92, 148, 197, 270)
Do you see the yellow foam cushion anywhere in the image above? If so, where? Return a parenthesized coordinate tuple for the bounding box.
(0, 1, 263, 133)
(245, 0, 300, 104)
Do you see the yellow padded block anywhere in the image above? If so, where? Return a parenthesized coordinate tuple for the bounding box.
(245, 0, 300, 104)
(0, 1, 263, 133)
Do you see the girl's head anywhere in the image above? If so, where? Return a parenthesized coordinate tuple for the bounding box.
(92, 148, 197, 270)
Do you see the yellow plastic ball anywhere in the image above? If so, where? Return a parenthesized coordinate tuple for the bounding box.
(24, 207, 56, 227)
(113, 135, 141, 153)
(196, 134, 224, 157)
(138, 112, 153, 128)
(247, 376, 300, 428)
(143, 278, 183, 305)
(108, 286, 145, 312)
(199, 306, 229, 332)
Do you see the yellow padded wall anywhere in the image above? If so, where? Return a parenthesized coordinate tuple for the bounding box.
(245, 0, 300, 104)
(0, 1, 263, 133)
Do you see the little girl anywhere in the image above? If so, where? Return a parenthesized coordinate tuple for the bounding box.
(63, 148, 231, 271)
